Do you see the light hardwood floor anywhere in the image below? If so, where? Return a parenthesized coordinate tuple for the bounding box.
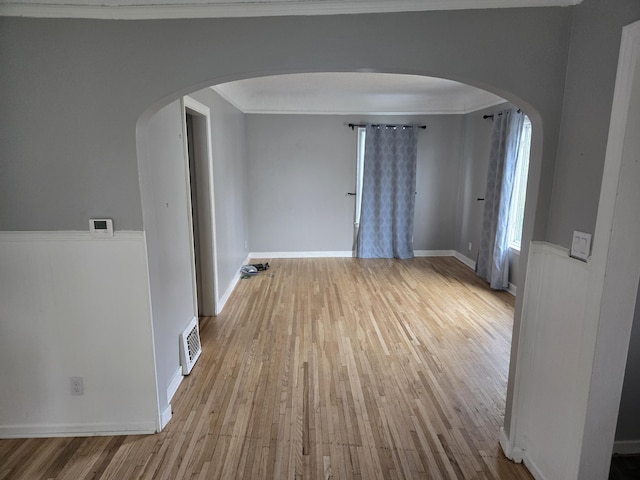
(0, 257, 532, 479)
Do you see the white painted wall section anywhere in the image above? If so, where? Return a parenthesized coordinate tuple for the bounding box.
(505, 242, 590, 480)
(0, 232, 158, 437)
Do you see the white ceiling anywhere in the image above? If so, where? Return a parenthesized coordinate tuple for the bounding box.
(212, 72, 506, 115)
(0, 0, 584, 20)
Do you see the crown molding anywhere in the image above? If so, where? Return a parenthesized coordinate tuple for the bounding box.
(0, 0, 584, 20)
(210, 84, 507, 115)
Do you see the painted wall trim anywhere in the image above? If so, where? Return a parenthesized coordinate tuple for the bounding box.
(503, 428, 561, 480)
(222, 100, 507, 116)
(0, 422, 157, 439)
(499, 427, 523, 463)
(453, 251, 516, 295)
(251, 251, 354, 259)
(613, 440, 640, 455)
(217, 254, 251, 314)
(160, 406, 172, 431)
(182, 95, 220, 317)
(612, 441, 640, 455)
(453, 251, 476, 270)
(414, 249, 455, 257)
(250, 250, 465, 259)
(0, 1, 583, 20)
(166, 367, 183, 404)
(0, 230, 144, 242)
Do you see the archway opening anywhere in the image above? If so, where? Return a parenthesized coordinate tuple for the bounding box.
(136, 72, 541, 466)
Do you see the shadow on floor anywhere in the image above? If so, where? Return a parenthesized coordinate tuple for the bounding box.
(609, 454, 640, 480)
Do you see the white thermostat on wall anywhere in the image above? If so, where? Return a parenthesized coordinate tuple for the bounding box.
(89, 218, 114, 237)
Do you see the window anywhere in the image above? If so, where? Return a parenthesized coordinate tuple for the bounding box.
(354, 127, 366, 226)
(507, 116, 532, 250)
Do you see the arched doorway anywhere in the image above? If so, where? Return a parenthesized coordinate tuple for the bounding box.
(136, 71, 541, 455)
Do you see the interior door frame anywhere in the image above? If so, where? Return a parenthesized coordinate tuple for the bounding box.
(181, 96, 219, 316)
(576, 18, 640, 479)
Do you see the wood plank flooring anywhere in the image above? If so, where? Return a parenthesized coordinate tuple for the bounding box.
(0, 257, 533, 479)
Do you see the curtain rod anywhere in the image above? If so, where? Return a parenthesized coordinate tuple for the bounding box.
(483, 108, 522, 120)
(348, 123, 426, 130)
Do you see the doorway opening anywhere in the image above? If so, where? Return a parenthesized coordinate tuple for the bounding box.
(182, 96, 218, 317)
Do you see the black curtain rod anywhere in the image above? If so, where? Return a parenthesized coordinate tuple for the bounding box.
(348, 123, 426, 130)
(483, 108, 522, 120)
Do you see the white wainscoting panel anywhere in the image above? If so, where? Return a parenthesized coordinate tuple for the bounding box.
(0, 232, 159, 437)
(507, 242, 591, 480)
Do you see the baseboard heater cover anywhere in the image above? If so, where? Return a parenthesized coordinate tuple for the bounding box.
(180, 317, 202, 375)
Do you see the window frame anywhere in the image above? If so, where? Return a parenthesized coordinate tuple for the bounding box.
(507, 116, 532, 252)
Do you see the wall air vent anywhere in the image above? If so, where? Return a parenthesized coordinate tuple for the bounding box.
(180, 317, 202, 375)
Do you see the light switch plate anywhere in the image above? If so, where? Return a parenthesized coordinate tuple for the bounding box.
(570, 231, 592, 262)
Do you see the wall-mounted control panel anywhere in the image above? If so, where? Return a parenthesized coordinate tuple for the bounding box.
(570, 230, 592, 262)
(89, 218, 114, 238)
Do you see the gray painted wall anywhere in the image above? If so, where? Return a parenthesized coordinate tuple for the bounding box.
(548, 1, 640, 248)
(246, 114, 463, 253)
(456, 108, 495, 260)
(0, 7, 573, 247)
(246, 115, 355, 252)
(414, 115, 465, 251)
(3, 0, 640, 449)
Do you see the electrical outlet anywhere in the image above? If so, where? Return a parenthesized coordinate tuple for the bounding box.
(70, 377, 84, 396)
(468, 242, 472, 251)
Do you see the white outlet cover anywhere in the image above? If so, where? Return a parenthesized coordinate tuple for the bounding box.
(570, 231, 592, 261)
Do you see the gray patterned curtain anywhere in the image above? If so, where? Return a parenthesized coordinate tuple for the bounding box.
(355, 125, 418, 259)
(477, 108, 525, 289)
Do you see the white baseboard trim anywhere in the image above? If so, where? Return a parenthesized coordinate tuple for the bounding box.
(453, 251, 476, 270)
(0, 421, 157, 438)
(216, 254, 251, 314)
(501, 429, 551, 480)
(499, 427, 524, 463)
(414, 249, 455, 257)
(160, 405, 172, 431)
(166, 367, 183, 403)
(612, 440, 640, 455)
(250, 251, 353, 259)
(453, 251, 518, 295)
(523, 454, 551, 480)
(250, 250, 479, 260)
